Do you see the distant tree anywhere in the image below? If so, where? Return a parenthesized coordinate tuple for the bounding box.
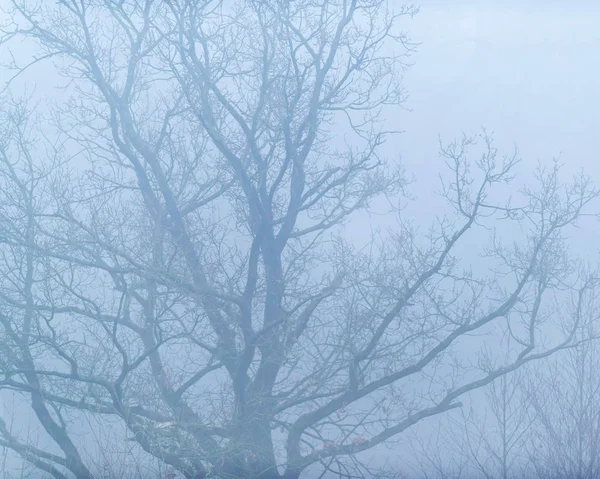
(522, 294, 600, 479)
(0, 1, 597, 478)
(411, 281, 600, 479)
(411, 368, 535, 479)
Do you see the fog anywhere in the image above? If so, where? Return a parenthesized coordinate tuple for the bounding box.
(402, 0, 600, 191)
(0, 1, 598, 478)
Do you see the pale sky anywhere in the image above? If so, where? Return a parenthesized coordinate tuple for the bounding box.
(374, 1, 600, 258)
(401, 1, 600, 168)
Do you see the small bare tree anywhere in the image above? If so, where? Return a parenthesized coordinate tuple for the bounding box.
(411, 368, 535, 479)
(0, 1, 597, 478)
(522, 290, 600, 479)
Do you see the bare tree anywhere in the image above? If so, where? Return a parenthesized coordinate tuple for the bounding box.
(411, 367, 535, 479)
(521, 288, 600, 479)
(411, 277, 600, 479)
(478, 371, 534, 479)
(0, 1, 597, 478)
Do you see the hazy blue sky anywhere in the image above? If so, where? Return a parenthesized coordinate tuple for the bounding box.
(360, 3, 600, 468)
(367, 1, 600, 257)
(402, 1, 599, 166)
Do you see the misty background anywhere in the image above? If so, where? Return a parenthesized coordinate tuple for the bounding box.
(387, 1, 600, 474)
(0, 0, 599, 477)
